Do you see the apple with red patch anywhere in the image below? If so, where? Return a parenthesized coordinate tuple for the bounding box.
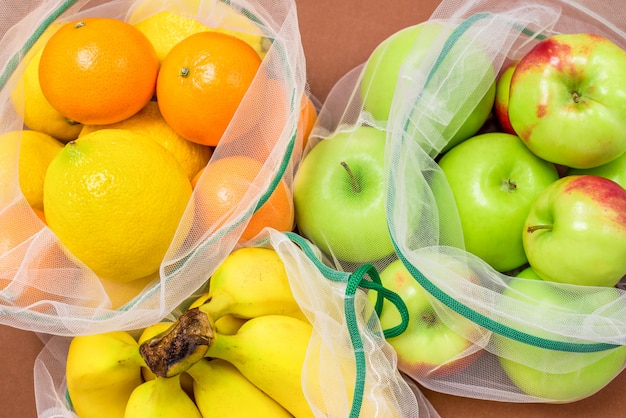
(493, 61, 517, 135)
(508, 33, 626, 169)
(522, 175, 626, 287)
(368, 255, 488, 378)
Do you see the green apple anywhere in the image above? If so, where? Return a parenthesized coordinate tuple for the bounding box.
(523, 174, 626, 287)
(515, 265, 544, 281)
(293, 126, 393, 263)
(568, 151, 626, 190)
(368, 256, 486, 378)
(434, 132, 559, 272)
(493, 61, 517, 135)
(508, 33, 626, 169)
(495, 271, 626, 402)
(360, 21, 495, 153)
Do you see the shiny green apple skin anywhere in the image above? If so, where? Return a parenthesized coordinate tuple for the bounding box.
(368, 257, 484, 378)
(522, 175, 626, 287)
(293, 126, 393, 263)
(495, 272, 626, 402)
(360, 21, 495, 153)
(508, 33, 626, 169)
(435, 132, 559, 272)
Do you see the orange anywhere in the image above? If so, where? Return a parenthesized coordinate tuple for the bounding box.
(298, 93, 318, 151)
(0, 203, 60, 308)
(38, 17, 158, 125)
(191, 156, 294, 241)
(216, 77, 317, 162)
(156, 31, 262, 147)
(9, 22, 83, 142)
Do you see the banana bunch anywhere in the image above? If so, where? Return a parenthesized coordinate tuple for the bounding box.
(65, 246, 314, 417)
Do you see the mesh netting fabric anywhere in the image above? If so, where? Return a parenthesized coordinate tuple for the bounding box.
(0, 0, 305, 335)
(299, 0, 626, 405)
(33, 229, 440, 417)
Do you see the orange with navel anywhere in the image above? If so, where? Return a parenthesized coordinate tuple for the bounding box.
(156, 31, 262, 147)
(191, 156, 294, 241)
(38, 17, 158, 125)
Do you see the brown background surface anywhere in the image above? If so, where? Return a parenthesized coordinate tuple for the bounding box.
(2, 0, 625, 417)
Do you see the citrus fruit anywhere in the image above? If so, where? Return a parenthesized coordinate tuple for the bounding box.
(132, 8, 269, 62)
(10, 23, 82, 142)
(79, 101, 213, 180)
(0, 130, 64, 211)
(99, 272, 157, 310)
(156, 31, 262, 147)
(298, 93, 318, 151)
(38, 17, 159, 125)
(191, 156, 294, 241)
(0, 202, 67, 307)
(43, 129, 192, 282)
(217, 78, 317, 161)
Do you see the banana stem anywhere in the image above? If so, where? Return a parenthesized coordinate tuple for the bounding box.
(140, 307, 214, 378)
(196, 294, 233, 325)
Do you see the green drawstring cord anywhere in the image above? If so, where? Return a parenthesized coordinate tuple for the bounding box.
(285, 231, 410, 418)
(391, 11, 620, 353)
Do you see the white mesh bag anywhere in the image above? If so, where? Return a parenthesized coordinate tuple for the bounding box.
(297, 0, 626, 405)
(33, 228, 442, 417)
(0, 0, 306, 336)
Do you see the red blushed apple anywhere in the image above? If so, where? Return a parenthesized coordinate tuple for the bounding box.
(508, 33, 626, 169)
(368, 255, 488, 378)
(523, 174, 626, 287)
(493, 61, 517, 135)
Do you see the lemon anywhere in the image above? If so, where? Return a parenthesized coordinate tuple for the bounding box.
(80, 101, 212, 180)
(43, 129, 193, 282)
(0, 130, 64, 211)
(130, 2, 269, 61)
(99, 272, 158, 310)
(9, 23, 83, 142)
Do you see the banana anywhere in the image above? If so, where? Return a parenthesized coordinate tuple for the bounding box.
(137, 322, 195, 398)
(195, 246, 308, 324)
(140, 307, 214, 377)
(205, 314, 315, 418)
(186, 358, 293, 417)
(66, 331, 145, 418)
(124, 374, 201, 418)
(214, 314, 248, 335)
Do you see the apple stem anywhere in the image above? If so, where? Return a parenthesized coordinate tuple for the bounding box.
(340, 161, 362, 193)
(422, 312, 437, 327)
(571, 90, 581, 103)
(501, 178, 517, 193)
(526, 224, 553, 233)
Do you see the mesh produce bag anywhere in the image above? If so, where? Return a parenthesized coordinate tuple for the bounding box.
(0, 0, 306, 335)
(297, 0, 626, 405)
(33, 228, 441, 417)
